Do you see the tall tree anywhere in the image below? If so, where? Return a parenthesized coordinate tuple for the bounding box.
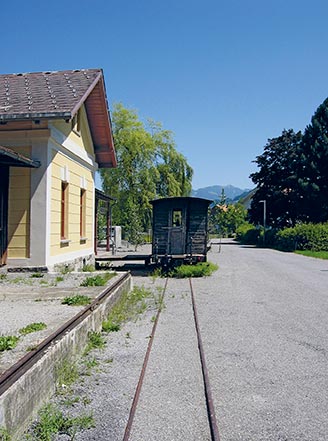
(297, 97, 328, 222)
(249, 129, 303, 227)
(100, 103, 193, 239)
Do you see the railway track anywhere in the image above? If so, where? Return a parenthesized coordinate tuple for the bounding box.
(123, 276, 220, 441)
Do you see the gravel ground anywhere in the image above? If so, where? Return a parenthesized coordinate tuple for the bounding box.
(193, 239, 328, 441)
(0, 271, 120, 375)
(53, 276, 166, 441)
(5, 241, 328, 440)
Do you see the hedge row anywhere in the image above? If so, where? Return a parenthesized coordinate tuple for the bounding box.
(236, 222, 328, 251)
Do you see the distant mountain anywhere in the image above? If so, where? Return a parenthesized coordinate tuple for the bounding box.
(192, 185, 252, 202)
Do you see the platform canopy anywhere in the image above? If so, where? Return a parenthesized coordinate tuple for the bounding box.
(0, 145, 40, 168)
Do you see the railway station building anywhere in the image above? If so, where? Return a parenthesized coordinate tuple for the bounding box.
(0, 69, 116, 270)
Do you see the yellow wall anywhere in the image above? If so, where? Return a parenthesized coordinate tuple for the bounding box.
(7, 146, 31, 258)
(50, 151, 94, 256)
(52, 105, 95, 156)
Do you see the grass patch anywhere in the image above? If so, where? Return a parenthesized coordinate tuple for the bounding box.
(61, 295, 91, 306)
(102, 321, 120, 332)
(169, 262, 218, 278)
(81, 264, 96, 272)
(60, 265, 73, 275)
(19, 322, 47, 335)
(83, 331, 106, 355)
(80, 272, 116, 287)
(55, 276, 64, 283)
(29, 404, 94, 440)
(295, 250, 328, 259)
(102, 286, 157, 332)
(61, 396, 80, 407)
(56, 361, 79, 395)
(30, 273, 44, 278)
(0, 427, 10, 441)
(0, 335, 19, 352)
(0, 274, 7, 281)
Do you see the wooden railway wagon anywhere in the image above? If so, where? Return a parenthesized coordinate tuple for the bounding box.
(149, 197, 212, 267)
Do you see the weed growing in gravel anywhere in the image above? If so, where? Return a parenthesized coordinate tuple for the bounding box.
(61, 295, 91, 306)
(19, 322, 47, 335)
(55, 276, 64, 283)
(169, 262, 218, 278)
(82, 356, 99, 376)
(102, 321, 120, 332)
(56, 361, 79, 395)
(83, 331, 106, 355)
(82, 396, 91, 405)
(30, 273, 44, 278)
(60, 265, 73, 275)
(102, 286, 154, 332)
(8, 276, 33, 285)
(151, 267, 163, 281)
(28, 403, 94, 440)
(26, 345, 38, 352)
(0, 335, 19, 352)
(0, 274, 7, 281)
(61, 396, 80, 407)
(81, 264, 96, 272)
(80, 272, 116, 287)
(0, 426, 10, 440)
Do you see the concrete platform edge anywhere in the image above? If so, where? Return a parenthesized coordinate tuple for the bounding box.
(0, 273, 132, 439)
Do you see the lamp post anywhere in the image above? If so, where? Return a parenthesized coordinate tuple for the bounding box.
(259, 200, 266, 246)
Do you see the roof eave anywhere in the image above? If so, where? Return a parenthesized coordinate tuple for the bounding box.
(0, 112, 72, 122)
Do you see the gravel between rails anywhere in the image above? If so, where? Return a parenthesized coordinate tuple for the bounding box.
(128, 278, 211, 441)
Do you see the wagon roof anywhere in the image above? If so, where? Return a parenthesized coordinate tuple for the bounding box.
(150, 196, 212, 205)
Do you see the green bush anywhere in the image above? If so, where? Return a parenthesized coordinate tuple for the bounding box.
(169, 262, 218, 278)
(236, 222, 261, 245)
(275, 223, 328, 251)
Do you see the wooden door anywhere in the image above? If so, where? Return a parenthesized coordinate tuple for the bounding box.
(169, 208, 185, 255)
(0, 166, 9, 265)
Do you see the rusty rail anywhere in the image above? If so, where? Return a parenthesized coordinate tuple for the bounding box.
(123, 277, 220, 441)
(189, 278, 221, 441)
(122, 278, 168, 441)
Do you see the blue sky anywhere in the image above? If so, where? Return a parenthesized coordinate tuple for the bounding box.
(2, 0, 328, 189)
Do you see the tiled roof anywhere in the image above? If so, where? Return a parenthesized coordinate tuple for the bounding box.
(0, 69, 116, 168)
(0, 69, 102, 120)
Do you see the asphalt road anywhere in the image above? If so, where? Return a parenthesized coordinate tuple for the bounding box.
(192, 239, 328, 441)
(54, 241, 327, 441)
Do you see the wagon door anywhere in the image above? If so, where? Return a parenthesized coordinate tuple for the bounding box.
(0, 166, 9, 266)
(169, 208, 185, 255)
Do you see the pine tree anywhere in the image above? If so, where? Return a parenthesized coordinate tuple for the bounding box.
(249, 129, 302, 227)
(298, 98, 328, 222)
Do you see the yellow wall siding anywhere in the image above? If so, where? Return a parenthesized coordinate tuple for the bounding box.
(50, 151, 94, 256)
(52, 105, 94, 156)
(7, 147, 31, 258)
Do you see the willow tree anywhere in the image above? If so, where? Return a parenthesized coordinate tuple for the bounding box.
(100, 103, 193, 242)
